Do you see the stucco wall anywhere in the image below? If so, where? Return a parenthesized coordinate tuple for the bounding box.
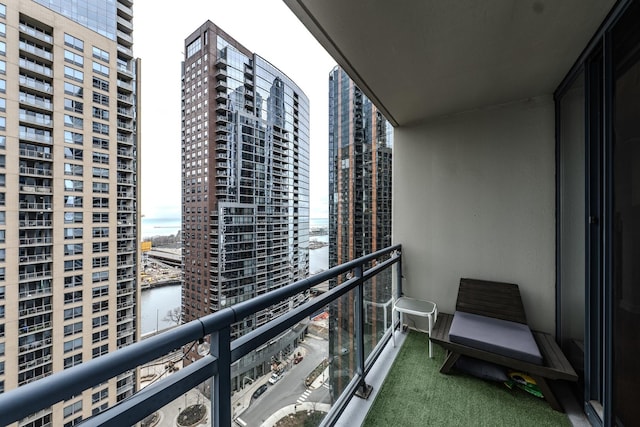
(393, 96, 556, 333)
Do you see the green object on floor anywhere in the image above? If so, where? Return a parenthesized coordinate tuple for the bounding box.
(505, 371, 544, 399)
(362, 331, 571, 427)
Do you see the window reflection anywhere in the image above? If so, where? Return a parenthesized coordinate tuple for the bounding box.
(35, 0, 116, 40)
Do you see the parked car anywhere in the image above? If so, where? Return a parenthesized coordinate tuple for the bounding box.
(268, 373, 281, 385)
(294, 355, 304, 364)
(252, 384, 268, 399)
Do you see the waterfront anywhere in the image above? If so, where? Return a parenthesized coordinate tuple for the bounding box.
(142, 217, 328, 240)
(141, 238, 329, 335)
(140, 284, 182, 335)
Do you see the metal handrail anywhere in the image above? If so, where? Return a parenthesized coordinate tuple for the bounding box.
(0, 244, 402, 427)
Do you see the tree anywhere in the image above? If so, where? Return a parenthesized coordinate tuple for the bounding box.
(163, 306, 183, 325)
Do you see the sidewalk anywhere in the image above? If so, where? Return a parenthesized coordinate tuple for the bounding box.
(308, 367, 329, 390)
(259, 402, 331, 427)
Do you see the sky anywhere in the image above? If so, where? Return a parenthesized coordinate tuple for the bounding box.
(133, 0, 335, 222)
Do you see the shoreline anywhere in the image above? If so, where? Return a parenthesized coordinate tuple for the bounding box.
(141, 279, 181, 291)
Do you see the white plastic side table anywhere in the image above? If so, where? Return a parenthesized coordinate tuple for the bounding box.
(392, 296, 438, 358)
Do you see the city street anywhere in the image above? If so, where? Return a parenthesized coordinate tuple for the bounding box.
(237, 335, 330, 426)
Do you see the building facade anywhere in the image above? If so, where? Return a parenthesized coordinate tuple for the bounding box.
(327, 66, 393, 397)
(181, 21, 309, 390)
(0, 0, 140, 425)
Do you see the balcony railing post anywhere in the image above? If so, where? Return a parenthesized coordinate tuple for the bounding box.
(211, 327, 231, 427)
(354, 264, 372, 399)
(396, 248, 403, 299)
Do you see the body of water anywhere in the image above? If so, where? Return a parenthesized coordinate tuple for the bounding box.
(310, 217, 329, 229)
(141, 238, 328, 334)
(141, 219, 329, 333)
(140, 283, 182, 335)
(141, 218, 181, 240)
(310, 234, 328, 275)
(142, 218, 328, 240)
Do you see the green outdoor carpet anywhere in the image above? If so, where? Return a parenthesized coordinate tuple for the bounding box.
(363, 331, 571, 427)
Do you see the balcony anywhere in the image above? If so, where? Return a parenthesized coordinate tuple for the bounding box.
(117, 44, 133, 59)
(117, 92, 134, 105)
(117, 106, 134, 118)
(116, 2, 133, 19)
(19, 92, 52, 111)
(117, 15, 133, 32)
(0, 244, 584, 426)
(0, 246, 403, 426)
(342, 330, 577, 427)
(18, 165, 52, 177)
(117, 133, 134, 144)
(19, 111, 53, 128)
(18, 23, 52, 45)
(117, 119, 134, 130)
(19, 75, 52, 94)
(117, 30, 133, 47)
(19, 148, 52, 160)
(19, 40, 53, 61)
(117, 79, 134, 92)
(19, 58, 52, 77)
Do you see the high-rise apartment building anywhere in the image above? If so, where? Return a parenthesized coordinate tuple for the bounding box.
(327, 66, 393, 397)
(0, 0, 140, 425)
(181, 21, 309, 390)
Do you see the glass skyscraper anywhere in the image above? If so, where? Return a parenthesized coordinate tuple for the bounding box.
(0, 0, 140, 425)
(181, 21, 309, 390)
(327, 66, 393, 398)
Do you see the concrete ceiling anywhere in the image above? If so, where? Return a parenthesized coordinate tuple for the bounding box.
(284, 0, 615, 126)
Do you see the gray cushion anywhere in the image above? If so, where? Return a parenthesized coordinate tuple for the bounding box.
(449, 310, 543, 365)
(454, 356, 508, 382)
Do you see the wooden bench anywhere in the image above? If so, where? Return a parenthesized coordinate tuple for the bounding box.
(429, 278, 578, 411)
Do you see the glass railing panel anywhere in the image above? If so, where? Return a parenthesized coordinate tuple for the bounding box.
(362, 263, 395, 361)
(232, 308, 332, 426)
(327, 284, 356, 409)
(135, 373, 212, 427)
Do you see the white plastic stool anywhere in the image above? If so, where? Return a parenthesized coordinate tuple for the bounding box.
(392, 296, 438, 358)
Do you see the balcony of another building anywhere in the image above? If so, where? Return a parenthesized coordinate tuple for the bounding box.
(117, 43, 134, 60)
(117, 78, 134, 94)
(116, 1, 133, 20)
(117, 30, 133, 48)
(19, 56, 52, 78)
(19, 193, 52, 210)
(19, 74, 52, 95)
(117, 118, 134, 131)
(18, 20, 53, 46)
(19, 246, 52, 265)
(117, 15, 133, 33)
(19, 91, 52, 113)
(19, 210, 52, 229)
(117, 161, 135, 172)
(117, 92, 134, 106)
(19, 38, 53, 62)
(19, 125, 52, 145)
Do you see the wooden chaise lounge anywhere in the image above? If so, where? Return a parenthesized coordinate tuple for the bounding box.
(429, 278, 578, 411)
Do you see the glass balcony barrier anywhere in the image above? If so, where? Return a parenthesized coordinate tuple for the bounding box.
(18, 23, 53, 44)
(0, 245, 402, 427)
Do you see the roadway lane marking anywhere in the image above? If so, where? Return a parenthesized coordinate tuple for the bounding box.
(296, 389, 312, 404)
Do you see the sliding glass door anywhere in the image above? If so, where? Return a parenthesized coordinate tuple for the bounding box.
(557, 2, 640, 425)
(611, 3, 640, 423)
